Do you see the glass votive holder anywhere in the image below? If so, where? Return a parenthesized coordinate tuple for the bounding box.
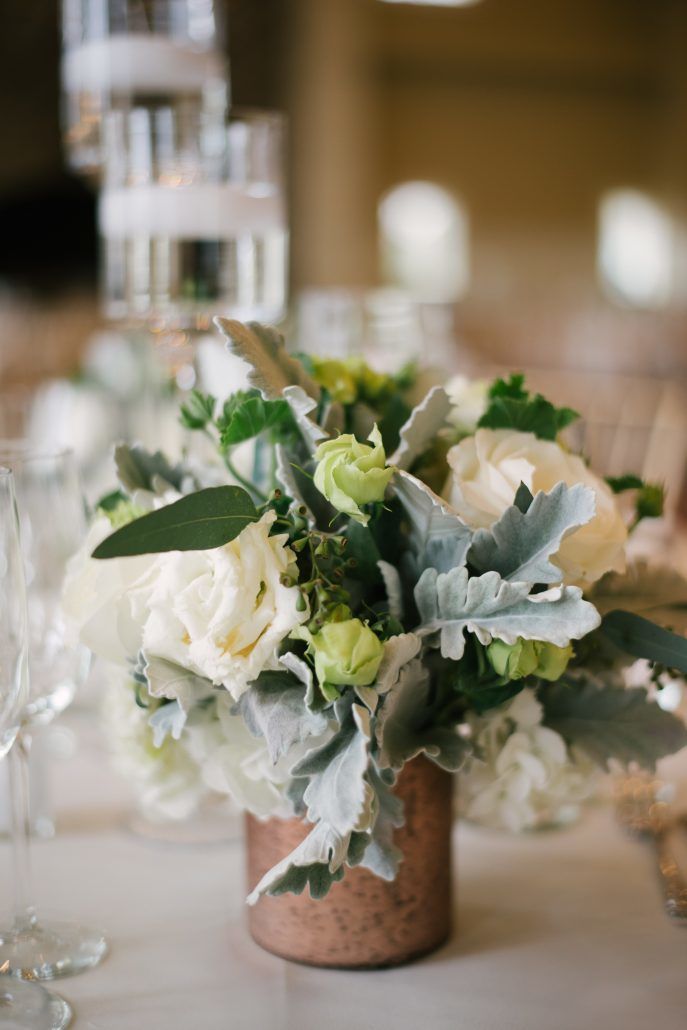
(99, 105, 288, 331)
(61, 0, 228, 178)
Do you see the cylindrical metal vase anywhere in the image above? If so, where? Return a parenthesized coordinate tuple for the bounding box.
(245, 757, 453, 969)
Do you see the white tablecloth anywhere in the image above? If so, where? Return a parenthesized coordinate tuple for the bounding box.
(2, 713, 687, 1030)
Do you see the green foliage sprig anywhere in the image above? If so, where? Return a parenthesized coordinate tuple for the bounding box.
(478, 373, 579, 441)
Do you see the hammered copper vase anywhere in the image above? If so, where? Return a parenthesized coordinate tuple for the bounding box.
(245, 756, 453, 969)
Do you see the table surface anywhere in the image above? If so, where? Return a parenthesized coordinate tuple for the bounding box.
(2, 709, 687, 1030)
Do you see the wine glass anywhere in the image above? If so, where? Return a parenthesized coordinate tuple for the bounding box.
(0, 444, 107, 980)
(0, 469, 72, 1027)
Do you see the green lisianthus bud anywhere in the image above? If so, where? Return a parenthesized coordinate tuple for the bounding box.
(313, 425, 395, 525)
(310, 358, 358, 405)
(487, 638, 573, 682)
(295, 618, 384, 688)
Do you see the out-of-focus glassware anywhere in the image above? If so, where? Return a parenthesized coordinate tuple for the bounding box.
(61, 0, 228, 179)
(0, 469, 71, 1027)
(0, 446, 106, 981)
(100, 104, 288, 333)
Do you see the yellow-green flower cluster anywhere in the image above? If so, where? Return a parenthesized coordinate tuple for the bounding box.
(310, 357, 395, 406)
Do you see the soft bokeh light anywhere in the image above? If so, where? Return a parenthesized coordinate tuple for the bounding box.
(598, 189, 675, 309)
(378, 181, 470, 303)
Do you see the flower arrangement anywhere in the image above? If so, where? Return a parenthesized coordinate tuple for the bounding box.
(64, 320, 687, 903)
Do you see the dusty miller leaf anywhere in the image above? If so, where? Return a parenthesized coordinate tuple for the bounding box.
(591, 561, 687, 630)
(148, 701, 187, 747)
(235, 669, 329, 764)
(292, 704, 373, 835)
(214, 319, 321, 401)
(282, 385, 327, 453)
(358, 764, 405, 880)
(375, 659, 469, 772)
(141, 654, 214, 714)
(246, 820, 349, 904)
(376, 632, 422, 694)
(394, 469, 473, 575)
(469, 483, 597, 584)
(541, 678, 687, 770)
(378, 561, 404, 620)
(415, 566, 601, 660)
(390, 386, 451, 471)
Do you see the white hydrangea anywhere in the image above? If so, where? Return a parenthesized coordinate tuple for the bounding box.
(185, 693, 334, 821)
(460, 689, 598, 832)
(103, 669, 211, 823)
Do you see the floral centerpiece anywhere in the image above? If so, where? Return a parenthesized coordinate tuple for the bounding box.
(64, 320, 687, 968)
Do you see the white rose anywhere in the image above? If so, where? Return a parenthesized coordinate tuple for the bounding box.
(445, 376, 488, 437)
(460, 689, 598, 832)
(131, 510, 307, 700)
(186, 693, 333, 820)
(62, 516, 157, 665)
(445, 428, 627, 587)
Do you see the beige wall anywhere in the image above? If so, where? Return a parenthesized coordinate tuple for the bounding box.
(288, 0, 687, 372)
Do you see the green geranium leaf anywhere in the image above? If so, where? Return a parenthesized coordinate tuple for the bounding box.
(601, 609, 687, 673)
(114, 443, 186, 494)
(179, 390, 216, 430)
(92, 486, 258, 559)
(219, 394, 291, 446)
(469, 482, 596, 584)
(541, 677, 687, 770)
(478, 374, 579, 441)
(605, 474, 644, 493)
(415, 567, 601, 660)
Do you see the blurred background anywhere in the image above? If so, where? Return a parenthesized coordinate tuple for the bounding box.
(0, 0, 686, 507)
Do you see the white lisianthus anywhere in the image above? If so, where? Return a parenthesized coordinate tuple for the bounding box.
(445, 428, 627, 588)
(460, 689, 598, 832)
(445, 376, 489, 437)
(130, 510, 307, 700)
(103, 671, 211, 822)
(62, 515, 158, 665)
(186, 694, 334, 820)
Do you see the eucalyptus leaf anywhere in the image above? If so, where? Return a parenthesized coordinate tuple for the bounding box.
(415, 566, 601, 660)
(389, 386, 451, 471)
(601, 610, 687, 673)
(376, 659, 469, 772)
(236, 669, 329, 763)
(469, 483, 596, 584)
(541, 678, 687, 770)
(214, 319, 321, 401)
(92, 486, 258, 559)
(394, 469, 473, 575)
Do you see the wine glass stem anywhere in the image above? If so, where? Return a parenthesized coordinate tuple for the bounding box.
(8, 730, 38, 932)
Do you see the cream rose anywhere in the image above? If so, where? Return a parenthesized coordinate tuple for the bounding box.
(445, 428, 627, 587)
(129, 510, 307, 700)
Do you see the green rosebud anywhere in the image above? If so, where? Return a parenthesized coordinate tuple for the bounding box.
(487, 638, 573, 682)
(313, 425, 395, 525)
(295, 618, 384, 688)
(311, 358, 358, 405)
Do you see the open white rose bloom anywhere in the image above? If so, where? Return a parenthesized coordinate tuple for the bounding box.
(63, 329, 687, 900)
